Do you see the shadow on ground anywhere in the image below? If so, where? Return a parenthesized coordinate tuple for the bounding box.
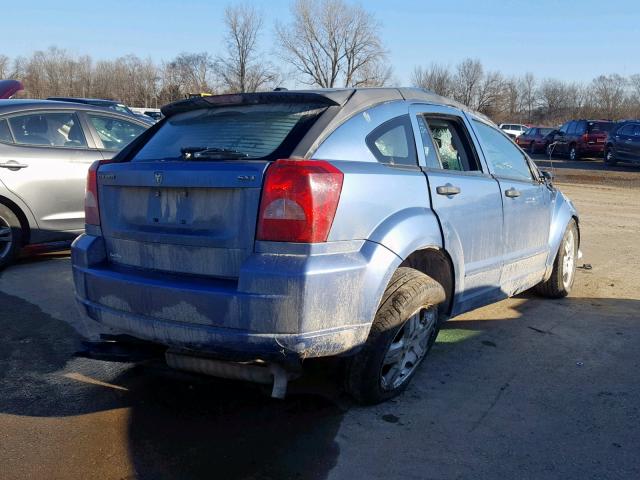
(0, 290, 344, 479)
(1, 289, 638, 479)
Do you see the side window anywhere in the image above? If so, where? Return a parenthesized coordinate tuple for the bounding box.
(8, 112, 87, 148)
(560, 122, 570, 134)
(0, 118, 13, 143)
(365, 115, 417, 167)
(633, 125, 640, 137)
(574, 121, 586, 135)
(88, 115, 146, 151)
(422, 116, 480, 172)
(567, 121, 577, 135)
(620, 124, 634, 136)
(473, 120, 533, 181)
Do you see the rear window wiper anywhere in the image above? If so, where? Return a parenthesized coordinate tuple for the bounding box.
(180, 146, 249, 160)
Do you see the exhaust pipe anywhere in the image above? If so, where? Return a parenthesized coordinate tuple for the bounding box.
(165, 351, 295, 399)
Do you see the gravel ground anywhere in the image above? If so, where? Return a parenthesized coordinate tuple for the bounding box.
(0, 180, 638, 480)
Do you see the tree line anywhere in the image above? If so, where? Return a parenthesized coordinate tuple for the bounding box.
(1, 0, 638, 126)
(412, 60, 640, 125)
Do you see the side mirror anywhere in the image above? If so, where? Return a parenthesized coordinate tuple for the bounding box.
(541, 170, 554, 182)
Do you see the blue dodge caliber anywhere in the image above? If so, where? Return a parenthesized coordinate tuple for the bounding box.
(72, 88, 579, 404)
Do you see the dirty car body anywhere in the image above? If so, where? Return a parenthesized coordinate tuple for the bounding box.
(72, 88, 579, 400)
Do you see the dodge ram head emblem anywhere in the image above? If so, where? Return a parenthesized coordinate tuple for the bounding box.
(154, 172, 163, 185)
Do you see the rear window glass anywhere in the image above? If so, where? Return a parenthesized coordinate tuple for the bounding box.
(587, 122, 613, 133)
(133, 103, 324, 161)
(0, 119, 12, 143)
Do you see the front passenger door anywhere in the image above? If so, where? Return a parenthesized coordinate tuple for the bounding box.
(0, 110, 101, 237)
(471, 120, 552, 295)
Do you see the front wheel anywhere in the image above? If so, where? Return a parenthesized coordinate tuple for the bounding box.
(535, 219, 578, 298)
(344, 267, 445, 404)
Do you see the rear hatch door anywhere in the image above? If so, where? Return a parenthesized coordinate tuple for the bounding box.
(97, 99, 332, 279)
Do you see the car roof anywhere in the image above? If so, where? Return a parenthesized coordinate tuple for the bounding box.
(162, 87, 490, 123)
(48, 97, 119, 105)
(0, 99, 148, 124)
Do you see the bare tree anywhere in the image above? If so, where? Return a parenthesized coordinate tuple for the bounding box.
(165, 52, 216, 96)
(276, 0, 387, 88)
(453, 58, 483, 108)
(217, 4, 278, 93)
(0, 55, 9, 79)
(590, 74, 627, 119)
(539, 79, 569, 122)
(411, 63, 453, 97)
(518, 73, 537, 123)
(475, 70, 504, 115)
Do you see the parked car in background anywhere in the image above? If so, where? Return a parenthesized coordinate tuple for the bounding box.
(604, 120, 640, 166)
(516, 127, 557, 153)
(72, 88, 579, 404)
(143, 110, 163, 121)
(0, 80, 23, 99)
(47, 97, 155, 126)
(0, 100, 149, 268)
(131, 107, 163, 122)
(548, 119, 614, 159)
(499, 123, 528, 139)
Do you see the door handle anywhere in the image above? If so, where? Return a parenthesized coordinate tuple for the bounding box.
(0, 161, 28, 170)
(436, 184, 461, 196)
(505, 187, 521, 198)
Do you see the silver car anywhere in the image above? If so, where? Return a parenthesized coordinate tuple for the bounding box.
(0, 99, 149, 268)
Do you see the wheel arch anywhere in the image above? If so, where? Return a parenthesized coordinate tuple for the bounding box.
(0, 194, 31, 245)
(400, 247, 456, 319)
(543, 190, 580, 281)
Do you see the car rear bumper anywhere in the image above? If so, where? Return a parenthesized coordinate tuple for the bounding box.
(72, 234, 399, 360)
(580, 143, 605, 155)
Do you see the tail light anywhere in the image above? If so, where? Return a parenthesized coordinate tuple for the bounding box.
(85, 160, 112, 226)
(257, 159, 344, 243)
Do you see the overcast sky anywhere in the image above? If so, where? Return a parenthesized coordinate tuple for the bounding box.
(3, 0, 639, 84)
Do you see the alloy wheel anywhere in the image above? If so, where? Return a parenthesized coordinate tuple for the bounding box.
(0, 215, 13, 259)
(562, 229, 576, 289)
(380, 308, 437, 391)
(569, 147, 576, 161)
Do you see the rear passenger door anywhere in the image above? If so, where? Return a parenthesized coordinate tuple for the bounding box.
(0, 110, 101, 237)
(409, 104, 505, 315)
(471, 119, 552, 295)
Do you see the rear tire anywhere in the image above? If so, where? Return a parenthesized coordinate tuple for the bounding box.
(344, 267, 445, 405)
(0, 203, 22, 270)
(568, 145, 578, 161)
(535, 219, 578, 298)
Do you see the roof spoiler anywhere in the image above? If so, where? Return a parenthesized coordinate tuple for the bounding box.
(161, 90, 354, 117)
